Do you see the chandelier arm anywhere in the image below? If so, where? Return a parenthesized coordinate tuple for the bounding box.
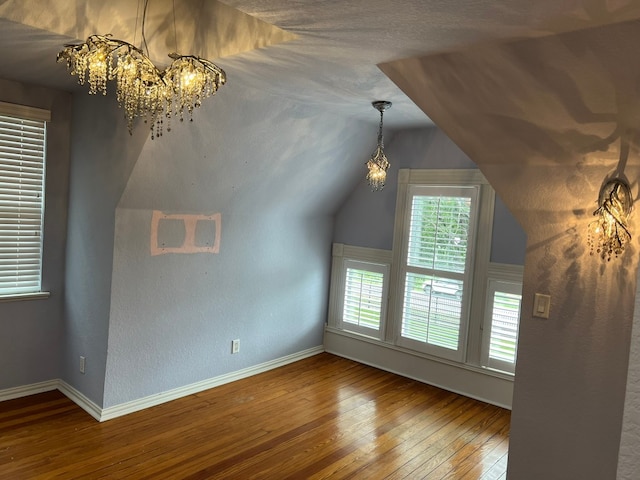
(601, 202, 632, 238)
(167, 53, 227, 78)
(72, 35, 168, 86)
(588, 177, 633, 260)
(599, 180, 632, 223)
(57, 0, 228, 140)
(62, 35, 157, 69)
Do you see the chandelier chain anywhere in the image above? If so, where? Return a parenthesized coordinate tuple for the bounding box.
(134, 0, 142, 48)
(172, 0, 178, 53)
(142, 0, 151, 57)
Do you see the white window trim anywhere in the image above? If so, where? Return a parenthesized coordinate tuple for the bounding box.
(394, 183, 480, 362)
(0, 101, 50, 122)
(327, 244, 392, 340)
(387, 169, 495, 365)
(481, 263, 524, 374)
(0, 101, 50, 300)
(327, 170, 525, 395)
(0, 291, 50, 303)
(340, 259, 390, 338)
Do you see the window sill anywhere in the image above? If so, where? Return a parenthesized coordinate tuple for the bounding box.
(325, 325, 514, 382)
(0, 292, 51, 303)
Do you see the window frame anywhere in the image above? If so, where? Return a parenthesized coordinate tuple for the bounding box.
(388, 169, 495, 366)
(327, 244, 391, 341)
(0, 101, 50, 300)
(327, 170, 524, 380)
(394, 184, 480, 361)
(340, 259, 390, 337)
(480, 263, 524, 374)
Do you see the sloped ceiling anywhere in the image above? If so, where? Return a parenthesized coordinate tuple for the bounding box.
(0, 0, 296, 60)
(2, 1, 640, 126)
(379, 17, 640, 224)
(2, 1, 640, 214)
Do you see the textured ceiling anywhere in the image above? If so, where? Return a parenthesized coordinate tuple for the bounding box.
(2, 0, 640, 128)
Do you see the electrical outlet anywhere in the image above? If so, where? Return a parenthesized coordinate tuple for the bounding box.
(79, 356, 86, 374)
(231, 339, 240, 354)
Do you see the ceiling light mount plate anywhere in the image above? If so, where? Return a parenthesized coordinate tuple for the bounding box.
(372, 101, 392, 112)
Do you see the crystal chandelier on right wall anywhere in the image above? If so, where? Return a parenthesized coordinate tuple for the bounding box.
(588, 177, 633, 261)
(366, 101, 392, 191)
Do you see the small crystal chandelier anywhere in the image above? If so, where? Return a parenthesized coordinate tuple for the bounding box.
(588, 178, 633, 261)
(57, 2, 226, 139)
(366, 101, 392, 191)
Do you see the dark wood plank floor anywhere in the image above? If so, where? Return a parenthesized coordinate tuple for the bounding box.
(0, 353, 509, 479)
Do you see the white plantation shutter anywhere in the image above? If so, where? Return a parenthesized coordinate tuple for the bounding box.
(340, 259, 389, 338)
(482, 280, 522, 374)
(0, 103, 49, 296)
(407, 195, 470, 273)
(398, 185, 479, 361)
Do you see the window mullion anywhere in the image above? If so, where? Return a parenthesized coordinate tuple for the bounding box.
(464, 183, 495, 366)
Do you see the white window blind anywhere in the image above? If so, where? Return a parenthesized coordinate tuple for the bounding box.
(0, 106, 48, 296)
(398, 185, 479, 361)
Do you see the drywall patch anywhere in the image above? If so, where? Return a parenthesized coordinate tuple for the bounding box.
(150, 210, 221, 255)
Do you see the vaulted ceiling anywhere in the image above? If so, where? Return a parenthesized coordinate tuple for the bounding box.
(2, 1, 640, 216)
(3, 1, 640, 127)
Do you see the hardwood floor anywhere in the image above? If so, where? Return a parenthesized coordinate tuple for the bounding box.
(0, 353, 510, 479)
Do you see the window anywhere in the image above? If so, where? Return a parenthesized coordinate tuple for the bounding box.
(327, 170, 524, 379)
(0, 102, 49, 297)
(342, 259, 389, 336)
(328, 244, 390, 340)
(481, 277, 523, 374)
(395, 184, 480, 361)
(388, 169, 495, 366)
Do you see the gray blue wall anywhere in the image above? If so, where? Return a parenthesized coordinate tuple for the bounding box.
(334, 127, 527, 265)
(0, 67, 377, 409)
(62, 93, 148, 404)
(0, 78, 71, 390)
(58, 75, 375, 407)
(0, 77, 524, 414)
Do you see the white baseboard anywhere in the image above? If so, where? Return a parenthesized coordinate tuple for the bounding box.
(0, 379, 58, 402)
(57, 380, 102, 421)
(100, 346, 324, 421)
(0, 347, 324, 422)
(324, 328, 513, 409)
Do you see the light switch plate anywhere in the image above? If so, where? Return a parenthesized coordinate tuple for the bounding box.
(533, 293, 551, 319)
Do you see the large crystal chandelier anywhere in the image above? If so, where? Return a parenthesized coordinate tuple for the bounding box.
(57, 4, 226, 139)
(366, 101, 392, 191)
